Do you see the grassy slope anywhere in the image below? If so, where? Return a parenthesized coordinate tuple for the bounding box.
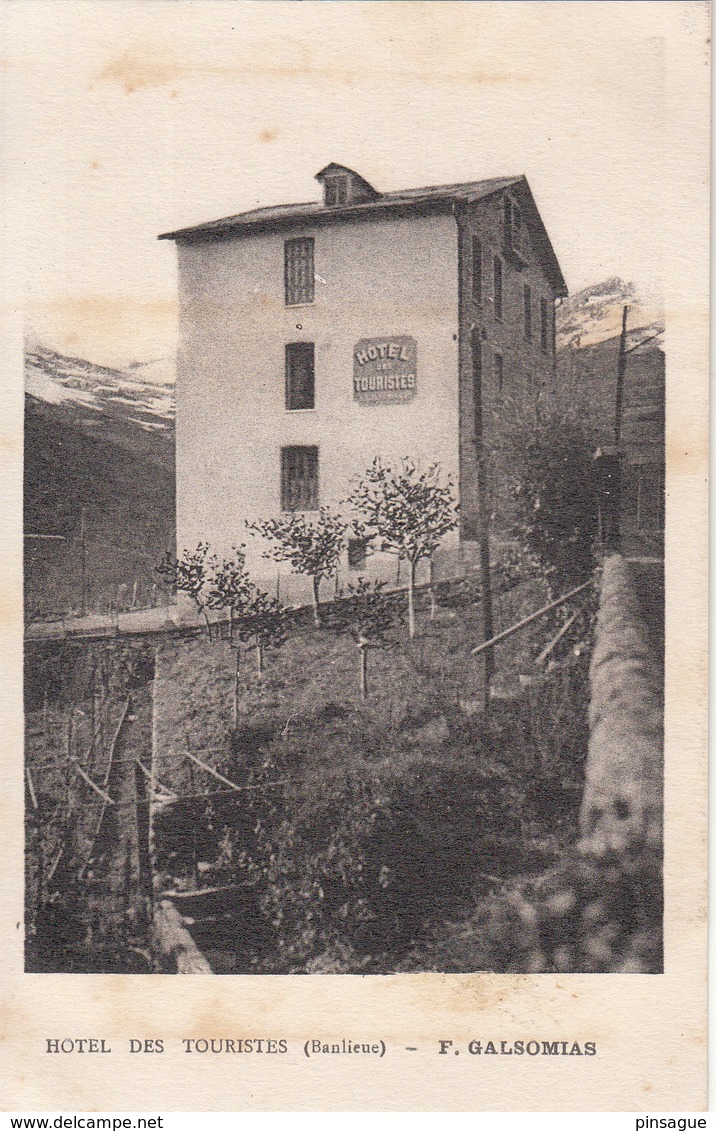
(152, 575, 591, 973)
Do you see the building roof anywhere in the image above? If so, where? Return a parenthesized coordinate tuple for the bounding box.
(159, 167, 567, 294)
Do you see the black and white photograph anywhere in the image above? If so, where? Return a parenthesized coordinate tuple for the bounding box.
(4, 0, 708, 1114)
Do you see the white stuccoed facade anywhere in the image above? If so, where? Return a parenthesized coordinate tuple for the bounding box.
(174, 212, 461, 598)
(163, 164, 566, 604)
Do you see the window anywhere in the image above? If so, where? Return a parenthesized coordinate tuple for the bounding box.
(494, 352, 504, 394)
(493, 256, 503, 320)
(324, 176, 348, 206)
(504, 195, 522, 250)
(281, 446, 318, 511)
(470, 328, 483, 440)
(524, 283, 532, 341)
(512, 204, 522, 247)
(347, 538, 369, 570)
(471, 236, 482, 304)
(285, 342, 315, 410)
(284, 238, 314, 306)
(540, 297, 549, 352)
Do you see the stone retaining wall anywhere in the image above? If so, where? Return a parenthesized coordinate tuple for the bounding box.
(580, 554, 663, 856)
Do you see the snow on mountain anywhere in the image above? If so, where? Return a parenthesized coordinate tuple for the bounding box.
(24, 344, 175, 431)
(125, 356, 176, 388)
(557, 276, 664, 352)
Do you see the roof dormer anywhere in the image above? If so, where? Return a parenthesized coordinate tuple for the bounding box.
(315, 164, 380, 207)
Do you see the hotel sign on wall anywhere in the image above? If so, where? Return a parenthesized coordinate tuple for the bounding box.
(353, 336, 417, 405)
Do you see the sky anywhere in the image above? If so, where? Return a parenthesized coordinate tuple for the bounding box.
(2, 0, 700, 367)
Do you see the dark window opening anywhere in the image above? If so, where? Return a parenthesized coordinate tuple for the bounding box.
(472, 236, 482, 304)
(470, 328, 483, 441)
(285, 342, 315, 410)
(347, 538, 370, 570)
(494, 352, 504, 394)
(284, 238, 315, 306)
(540, 297, 549, 352)
(493, 256, 503, 320)
(524, 283, 532, 340)
(281, 446, 319, 511)
(504, 195, 522, 250)
(324, 176, 349, 206)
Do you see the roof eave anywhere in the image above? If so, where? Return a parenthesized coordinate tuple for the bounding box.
(511, 176, 568, 296)
(158, 196, 458, 243)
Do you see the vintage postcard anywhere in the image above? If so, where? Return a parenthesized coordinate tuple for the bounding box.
(0, 0, 709, 1114)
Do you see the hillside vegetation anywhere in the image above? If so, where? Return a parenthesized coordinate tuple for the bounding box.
(152, 572, 594, 973)
(24, 345, 175, 620)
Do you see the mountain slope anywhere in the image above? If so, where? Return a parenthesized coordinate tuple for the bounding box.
(557, 276, 664, 352)
(554, 278, 665, 553)
(24, 346, 176, 621)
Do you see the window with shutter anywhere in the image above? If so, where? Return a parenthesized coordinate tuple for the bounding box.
(281, 446, 319, 511)
(494, 352, 504, 394)
(285, 342, 315, 410)
(524, 283, 532, 341)
(493, 256, 503, 320)
(540, 297, 549, 352)
(324, 176, 349, 206)
(284, 238, 315, 306)
(472, 236, 482, 304)
(347, 538, 369, 570)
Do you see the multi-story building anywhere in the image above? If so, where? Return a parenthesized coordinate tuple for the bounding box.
(160, 164, 567, 595)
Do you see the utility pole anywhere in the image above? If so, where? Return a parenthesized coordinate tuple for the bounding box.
(471, 329, 494, 710)
(602, 304, 629, 549)
(79, 508, 88, 616)
(614, 305, 629, 446)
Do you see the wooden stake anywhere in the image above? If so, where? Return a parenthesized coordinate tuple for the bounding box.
(186, 757, 198, 889)
(407, 560, 416, 639)
(135, 758, 175, 798)
(311, 577, 321, 628)
(232, 645, 240, 728)
(64, 709, 74, 818)
(71, 758, 115, 805)
(36, 818, 45, 916)
(535, 608, 580, 667)
(471, 580, 593, 657)
(47, 846, 63, 884)
(184, 750, 243, 793)
(359, 644, 368, 700)
(103, 698, 131, 787)
(25, 767, 39, 811)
